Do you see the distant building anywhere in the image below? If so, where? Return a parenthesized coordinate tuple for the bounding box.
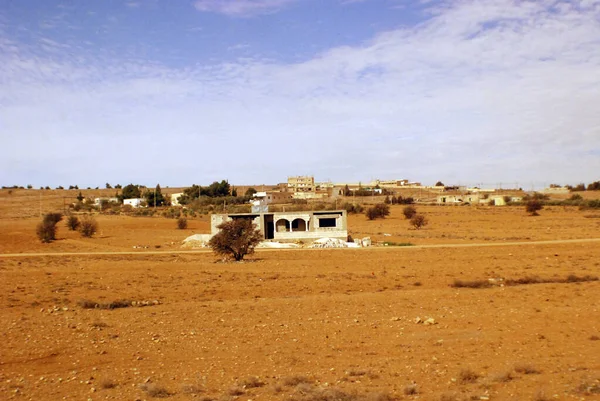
(124, 198, 145, 208)
(288, 176, 315, 193)
(170, 193, 184, 206)
(211, 210, 348, 242)
(94, 197, 119, 206)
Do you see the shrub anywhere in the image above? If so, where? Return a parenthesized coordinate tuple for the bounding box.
(526, 199, 543, 216)
(66, 215, 80, 231)
(403, 206, 417, 219)
(410, 214, 428, 229)
(79, 215, 98, 238)
(365, 203, 390, 220)
(177, 217, 187, 229)
(36, 220, 58, 243)
(208, 218, 262, 261)
(43, 212, 63, 225)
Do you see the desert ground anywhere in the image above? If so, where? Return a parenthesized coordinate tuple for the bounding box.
(1, 188, 600, 400)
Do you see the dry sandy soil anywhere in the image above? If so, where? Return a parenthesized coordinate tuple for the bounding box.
(1, 189, 600, 400)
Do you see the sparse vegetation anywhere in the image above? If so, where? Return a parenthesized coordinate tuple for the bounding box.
(36, 212, 63, 243)
(403, 206, 417, 219)
(100, 379, 117, 389)
(410, 214, 428, 229)
(451, 279, 493, 289)
(177, 217, 188, 229)
(79, 215, 98, 238)
(514, 364, 541, 374)
(365, 203, 390, 220)
(526, 199, 543, 216)
(457, 368, 479, 384)
(208, 218, 262, 261)
(139, 383, 171, 398)
(66, 215, 80, 231)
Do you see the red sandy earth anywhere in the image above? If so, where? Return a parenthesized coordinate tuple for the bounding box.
(1, 194, 600, 400)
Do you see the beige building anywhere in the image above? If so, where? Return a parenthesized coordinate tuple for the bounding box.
(211, 210, 348, 242)
(288, 176, 315, 193)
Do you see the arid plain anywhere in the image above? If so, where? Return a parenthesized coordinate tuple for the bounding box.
(1, 189, 599, 400)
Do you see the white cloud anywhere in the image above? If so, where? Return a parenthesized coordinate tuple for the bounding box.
(1, 0, 600, 187)
(193, 0, 299, 17)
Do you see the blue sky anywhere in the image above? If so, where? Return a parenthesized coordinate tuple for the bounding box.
(1, 0, 599, 188)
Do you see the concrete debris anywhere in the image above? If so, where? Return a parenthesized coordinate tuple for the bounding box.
(309, 238, 350, 248)
(415, 317, 438, 325)
(256, 241, 301, 249)
(181, 234, 212, 248)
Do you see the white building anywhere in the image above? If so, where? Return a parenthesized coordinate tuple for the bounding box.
(124, 198, 145, 208)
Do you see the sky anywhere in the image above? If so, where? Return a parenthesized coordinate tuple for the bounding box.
(1, 0, 599, 189)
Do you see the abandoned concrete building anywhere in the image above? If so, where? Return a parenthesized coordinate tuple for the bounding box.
(211, 210, 348, 242)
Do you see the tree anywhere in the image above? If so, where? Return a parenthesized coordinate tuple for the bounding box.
(410, 214, 428, 229)
(343, 184, 352, 196)
(365, 203, 390, 220)
(76, 191, 84, 202)
(245, 187, 257, 197)
(105, 183, 112, 189)
(588, 181, 600, 191)
(121, 184, 141, 200)
(144, 184, 165, 207)
(208, 219, 262, 261)
(384, 195, 391, 204)
(435, 181, 444, 187)
(403, 205, 417, 219)
(526, 199, 543, 216)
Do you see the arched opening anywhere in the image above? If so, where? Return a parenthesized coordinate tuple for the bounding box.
(291, 218, 306, 232)
(275, 219, 289, 232)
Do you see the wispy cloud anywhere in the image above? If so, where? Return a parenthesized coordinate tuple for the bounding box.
(193, 0, 299, 17)
(1, 0, 600, 187)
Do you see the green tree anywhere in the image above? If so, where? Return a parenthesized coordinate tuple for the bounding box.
(121, 184, 141, 200)
(76, 191, 84, 202)
(245, 187, 257, 197)
(144, 184, 165, 207)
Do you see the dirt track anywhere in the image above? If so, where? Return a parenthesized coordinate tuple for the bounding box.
(1, 237, 600, 258)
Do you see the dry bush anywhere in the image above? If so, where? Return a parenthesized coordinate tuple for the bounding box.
(458, 368, 479, 384)
(403, 206, 417, 219)
(451, 279, 493, 289)
(77, 299, 132, 310)
(140, 383, 171, 398)
(589, 335, 600, 341)
(410, 214, 428, 229)
(526, 199, 543, 216)
(66, 215, 80, 231)
(79, 215, 98, 238)
(514, 364, 541, 374)
(36, 220, 58, 243)
(176, 217, 187, 229)
(208, 219, 262, 261)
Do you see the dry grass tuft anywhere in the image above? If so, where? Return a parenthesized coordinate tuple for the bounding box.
(180, 383, 203, 395)
(589, 335, 600, 341)
(139, 383, 171, 398)
(283, 375, 313, 387)
(99, 379, 117, 389)
(458, 369, 480, 384)
(227, 385, 245, 396)
(491, 371, 513, 383)
(514, 364, 541, 374)
(241, 376, 265, 388)
(451, 279, 493, 289)
(533, 390, 551, 401)
(576, 381, 600, 394)
(403, 383, 418, 395)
